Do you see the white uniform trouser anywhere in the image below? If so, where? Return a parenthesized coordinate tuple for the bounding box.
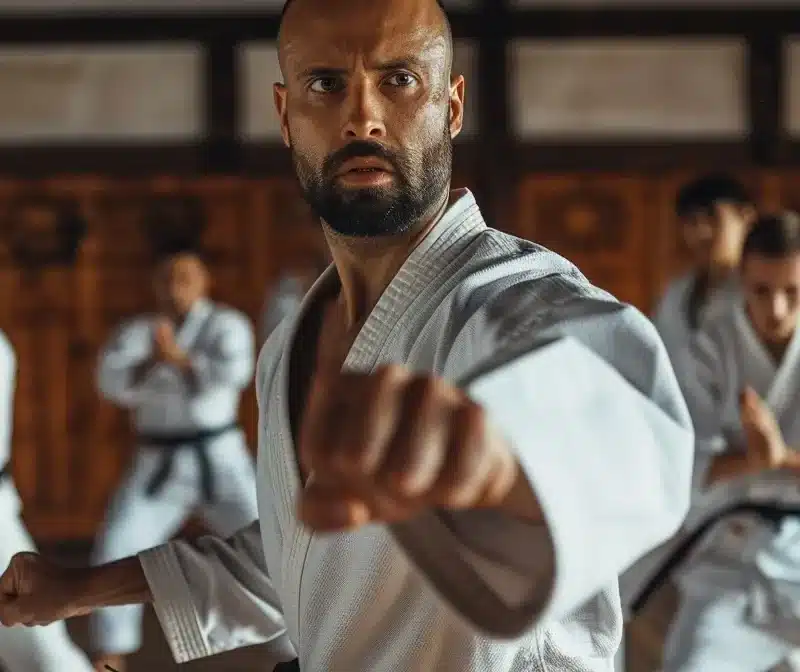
(89, 430, 259, 655)
(663, 587, 799, 672)
(0, 484, 93, 672)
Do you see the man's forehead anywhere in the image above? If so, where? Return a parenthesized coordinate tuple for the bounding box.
(279, 0, 448, 75)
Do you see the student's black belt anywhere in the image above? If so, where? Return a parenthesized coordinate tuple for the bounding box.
(138, 423, 239, 503)
(630, 502, 800, 616)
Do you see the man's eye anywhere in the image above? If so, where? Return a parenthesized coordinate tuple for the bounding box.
(309, 78, 340, 93)
(386, 73, 415, 87)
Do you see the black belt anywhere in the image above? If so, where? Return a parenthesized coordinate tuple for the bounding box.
(138, 423, 239, 502)
(630, 502, 800, 616)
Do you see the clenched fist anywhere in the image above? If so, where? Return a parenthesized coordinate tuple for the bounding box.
(297, 365, 529, 531)
(0, 552, 87, 627)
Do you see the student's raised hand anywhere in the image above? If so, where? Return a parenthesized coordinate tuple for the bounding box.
(740, 386, 791, 472)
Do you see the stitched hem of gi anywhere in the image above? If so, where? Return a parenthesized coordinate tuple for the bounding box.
(139, 544, 211, 663)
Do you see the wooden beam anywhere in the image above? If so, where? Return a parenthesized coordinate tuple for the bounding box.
(747, 30, 785, 165)
(510, 141, 751, 173)
(204, 38, 239, 173)
(0, 10, 480, 44)
(502, 8, 800, 38)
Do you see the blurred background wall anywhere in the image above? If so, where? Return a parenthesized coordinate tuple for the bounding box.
(0, 0, 796, 548)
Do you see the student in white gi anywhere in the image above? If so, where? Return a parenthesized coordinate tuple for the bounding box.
(88, 242, 259, 672)
(652, 174, 755, 364)
(0, 1, 694, 671)
(662, 212, 800, 672)
(0, 330, 93, 672)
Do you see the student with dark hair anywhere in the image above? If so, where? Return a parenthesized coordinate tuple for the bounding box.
(664, 211, 800, 671)
(652, 174, 757, 363)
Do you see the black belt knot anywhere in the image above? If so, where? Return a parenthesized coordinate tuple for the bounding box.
(137, 423, 238, 503)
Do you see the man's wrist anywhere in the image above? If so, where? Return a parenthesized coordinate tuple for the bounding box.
(71, 557, 152, 617)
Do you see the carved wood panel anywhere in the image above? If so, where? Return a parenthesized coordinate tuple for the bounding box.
(0, 177, 335, 541)
(764, 171, 800, 216)
(516, 174, 654, 310)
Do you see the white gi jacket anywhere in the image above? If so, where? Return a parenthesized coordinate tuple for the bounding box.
(675, 301, 800, 644)
(651, 270, 738, 366)
(97, 298, 253, 435)
(139, 189, 694, 671)
(0, 329, 19, 515)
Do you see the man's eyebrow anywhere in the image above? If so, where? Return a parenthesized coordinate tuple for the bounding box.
(297, 66, 348, 80)
(296, 53, 438, 80)
(374, 56, 430, 72)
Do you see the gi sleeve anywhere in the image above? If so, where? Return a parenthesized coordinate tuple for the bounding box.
(391, 277, 694, 638)
(138, 335, 292, 663)
(673, 330, 729, 494)
(138, 521, 293, 663)
(188, 310, 255, 393)
(0, 332, 16, 467)
(96, 320, 152, 408)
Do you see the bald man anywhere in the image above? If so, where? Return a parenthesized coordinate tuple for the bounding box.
(0, 2, 693, 671)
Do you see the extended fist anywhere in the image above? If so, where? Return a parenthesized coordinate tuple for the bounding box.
(297, 365, 520, 531)
(0, 552, 84, 627)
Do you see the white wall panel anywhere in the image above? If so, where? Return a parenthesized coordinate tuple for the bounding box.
(511, 39, 747, 139)
(0, 45, 202, 142)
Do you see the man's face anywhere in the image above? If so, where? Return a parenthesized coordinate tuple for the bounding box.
(274, 0, 464, 238)
(682, 201, 752, 270)
(743, 253, 800, 345)
(153, 253, 208, 316)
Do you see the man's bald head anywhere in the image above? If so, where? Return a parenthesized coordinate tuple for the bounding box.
(278, 0, 453, 79)
(272, 0, 464, 239)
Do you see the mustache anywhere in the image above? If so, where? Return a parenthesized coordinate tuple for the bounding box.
(323, 140, 402, 177)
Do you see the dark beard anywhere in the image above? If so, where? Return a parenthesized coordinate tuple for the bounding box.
(292, 126, 452, 238)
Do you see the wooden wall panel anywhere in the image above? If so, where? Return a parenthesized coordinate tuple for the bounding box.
(516, 174, 655, 309)
(0, 176, 331, 541)
(2, 169, 797, 542)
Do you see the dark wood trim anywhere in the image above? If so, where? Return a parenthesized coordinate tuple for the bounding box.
(204, 39, 239, 172)
(476, 0, 511, 222)
(0, 10, 481, 44)
(0, 141, 757, 178)
(0, 144, 207, 177)
(503, 8, 800, 38)
(773, 140, 800, 166)
(748, 31, 784, 164)
(510, 141, 752, 172)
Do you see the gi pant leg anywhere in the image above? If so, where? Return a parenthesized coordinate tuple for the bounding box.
(196, 435, 258, 537)
(0, 487, 93, 672)
(88, 449, 196, 656)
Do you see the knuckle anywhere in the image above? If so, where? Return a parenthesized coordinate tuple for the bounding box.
(375, 363, 406, 386)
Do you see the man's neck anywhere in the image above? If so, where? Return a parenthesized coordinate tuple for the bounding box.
(324, 193, 451, 328)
